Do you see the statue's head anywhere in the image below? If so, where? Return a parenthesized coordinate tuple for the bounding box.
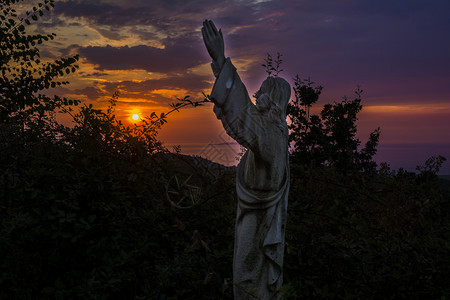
(255, 76, 291, 124)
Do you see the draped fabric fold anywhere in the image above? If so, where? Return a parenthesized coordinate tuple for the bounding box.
(235, 154, 289, 297)
(210, 58, 290, 299)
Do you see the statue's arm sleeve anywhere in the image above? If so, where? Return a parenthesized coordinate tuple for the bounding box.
(210, 59, 274, 159)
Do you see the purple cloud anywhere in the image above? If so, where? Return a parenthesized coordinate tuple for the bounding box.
(47, 0, 450, 172)
(79, 41, 204, 73)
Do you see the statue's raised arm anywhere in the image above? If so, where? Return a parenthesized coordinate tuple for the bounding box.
(201, 20, 291, 300)
(201, 20, 226, 75)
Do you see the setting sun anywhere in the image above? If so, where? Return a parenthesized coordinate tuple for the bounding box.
(132, 114, 139, 121)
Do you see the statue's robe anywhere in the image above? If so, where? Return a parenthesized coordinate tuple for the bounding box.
(210, 58, 289, 300)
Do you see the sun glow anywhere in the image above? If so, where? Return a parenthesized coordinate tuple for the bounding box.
(132, 114, 139, 121)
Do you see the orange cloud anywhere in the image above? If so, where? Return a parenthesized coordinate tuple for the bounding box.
(364, 104, 450, 114)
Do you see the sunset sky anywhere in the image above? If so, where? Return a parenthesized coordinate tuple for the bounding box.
(32, 0, 450, 173)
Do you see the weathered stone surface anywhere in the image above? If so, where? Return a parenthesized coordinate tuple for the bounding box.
(202, 19, 290, 299)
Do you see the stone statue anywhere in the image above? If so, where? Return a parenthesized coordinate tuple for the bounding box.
(202, 20, 291, 299)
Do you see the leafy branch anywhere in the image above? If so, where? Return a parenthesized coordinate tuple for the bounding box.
(262, 52, 283, 77)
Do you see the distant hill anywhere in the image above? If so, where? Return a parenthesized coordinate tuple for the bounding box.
(152, 152, 236, 177)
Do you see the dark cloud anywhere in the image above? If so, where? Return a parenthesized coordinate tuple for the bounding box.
(55, 0, 450, 107)
(95, 27, 125, 41)
(58, 44, 80, 57)
(55, 1, 136, 25)
(79, 41, 204, 73)
(55, 0, 230, 30)
(78, 71, 109, 78)
(54, 0, 263, 43)
(128, 74, 211, 92)
(129, 27, 158, 41)
(74, 86, 105, 100)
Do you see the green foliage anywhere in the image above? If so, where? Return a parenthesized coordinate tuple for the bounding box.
(288, 76, 380, 173)
(1, 1, 232, 298)
(1, 85, 231, 299)
(262, 52, 283, 77)
(284, 163, 450, 299)
(1, 128, 236, 298)
(418, 155, 447, 173)
(0, 0, 79, 123)
(285, 62, 449, 298)
(65, 92, 165, 158)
